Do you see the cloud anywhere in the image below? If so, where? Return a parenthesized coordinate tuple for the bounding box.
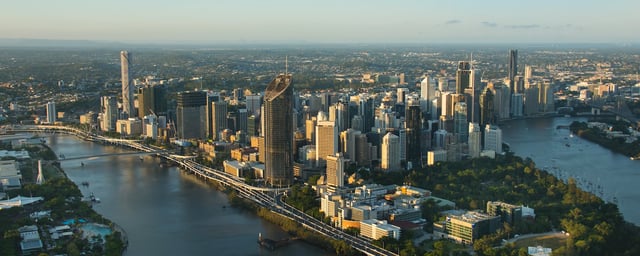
(505, 24, 540, 29)
(481, 21, 498, 27)
(444, 19, 461, 25)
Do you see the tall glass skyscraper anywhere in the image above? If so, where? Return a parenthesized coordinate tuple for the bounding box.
(120, 51, 133, 117)
(263, 74, 293, 187)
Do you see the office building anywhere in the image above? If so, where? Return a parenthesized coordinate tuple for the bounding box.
(511, 93, 524, 117)
(263, 74, 294, 187)
(405, 100, 422, 165)
(468, 123, 481, 158)
(381, 132, 400, 171)
(524, 86, 539, 116)
(326, 153, 346, 190)
(101, 96, 118, 132)
(120, 51, 133, 117)
(456, 61, 473, 94)
(360, 219, 401, 240)
(246, 94, 262, 116)
(486, 201, 523, 225)
(434, 211, 501, 244)
(479, 88, 495, 126)
(508, 49, 518, 93)
(316, 120, 338, 166)
(211, 100, 228, 140)
(340, 128, 361, 161)
(484, 124, 502, 154)
(427, 149, 447, 166)
(46, 102, 56, 124)
(453, 102, 468, 144)
(176, 91, 207, 139)
(137, 85, 167, 118)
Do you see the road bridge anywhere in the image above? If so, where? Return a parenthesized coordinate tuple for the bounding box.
(11, 124, 397, 256)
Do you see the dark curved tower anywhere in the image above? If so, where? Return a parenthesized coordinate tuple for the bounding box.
(264, 74, 294, 187)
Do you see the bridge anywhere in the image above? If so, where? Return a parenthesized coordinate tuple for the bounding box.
(58, 150, 175, 161)
(8, 125, 397, 256)
(589, 97, 639, 125)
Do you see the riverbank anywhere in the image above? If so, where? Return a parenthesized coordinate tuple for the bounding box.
(569, 121, 640, 158)
(0, 142, 127, 256)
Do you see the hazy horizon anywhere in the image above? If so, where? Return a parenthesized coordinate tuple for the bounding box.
(3, 1, 639, 44)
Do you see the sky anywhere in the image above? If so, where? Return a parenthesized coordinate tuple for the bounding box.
(2, 0, 639, 44)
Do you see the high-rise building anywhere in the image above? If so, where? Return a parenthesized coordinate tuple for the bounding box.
(381, 132, 400, 171)
(484, 124, 502, 154)
(511, 93, 524, 117)
(211, 100, 228, 140)
(120, 51, 133, 117)
(176, 91, 207, 139)
(138, 85, 167, 118)
(46, 101, 56, 124)
(508, 49, 518, 92)
(405, 100, 422, 165)
(468, 122, 481, 158)
(101, 96, 118, 132)
(316, 120, 338, 167)
(479, 88, 495, 126)
(329, 102, 349, 133)
(355, 134, 372, 166)
(263, 74, 294, 187)
(326, 153, 346, 190)
(246, 94, 262, 116)
(453, 102, 468, 144)
(524, 86, 539, 116)
(456, 61, 473, 94)
(340, 128, 361, 161)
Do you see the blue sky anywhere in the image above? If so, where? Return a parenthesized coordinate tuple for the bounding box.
(2, 0, 638, 43)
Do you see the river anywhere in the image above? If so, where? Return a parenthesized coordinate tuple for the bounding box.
(501, 116, 640, 226)
(45, 134, 333, 256)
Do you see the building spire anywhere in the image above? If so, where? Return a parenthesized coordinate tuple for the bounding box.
(285, 56, 288, 76)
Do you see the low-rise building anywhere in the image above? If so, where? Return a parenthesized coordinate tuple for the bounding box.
(18, 225, 43, 254)
(360, 219, 401, 240)
(434, 210, 501, 244)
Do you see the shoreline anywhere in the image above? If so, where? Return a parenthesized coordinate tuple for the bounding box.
(43, 141, 130, 255)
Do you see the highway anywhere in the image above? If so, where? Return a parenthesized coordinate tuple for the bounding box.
(5, 125, 398, 256)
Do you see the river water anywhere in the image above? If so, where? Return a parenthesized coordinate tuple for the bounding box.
(41, 116, 639, 256)
(45, 134, 333, 256)
(501, 116, 640, 226)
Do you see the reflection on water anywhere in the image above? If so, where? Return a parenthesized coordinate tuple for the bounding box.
(502, 117, 640, 226)
(45, 134, 333, 256)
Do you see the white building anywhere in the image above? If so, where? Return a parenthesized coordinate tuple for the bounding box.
(468, 122, 482, 158)
(46, 101, 56, 124)
(360, 219, 401, 240)
(381, 132, 400, 171)
(484, 124, 503, 154)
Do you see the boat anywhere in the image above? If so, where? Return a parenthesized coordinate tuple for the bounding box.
(89, 193, 100, 203)
(565, 144, 570, 147)
(631, 156, 639, 160)
(139, 156, 144, 161)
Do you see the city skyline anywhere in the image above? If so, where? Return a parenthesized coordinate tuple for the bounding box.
(2, 0, 639, 44)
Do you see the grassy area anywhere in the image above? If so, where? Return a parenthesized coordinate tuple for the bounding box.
(513, 233, 567, 249)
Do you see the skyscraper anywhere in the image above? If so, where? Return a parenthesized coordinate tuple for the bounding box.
(138, 85, 167, 118)
(405, 99, 422, 165)
(120, 51, 133, 117)
(211, 100, 228, 140)
(263, 74, 294, 187)
(176, 91, 207, 139)
(326, 153, 346, 191)
(456, 61, 472, 94)
(46, 101, 56, 124)
(316, 120, 338, 167)
(101, 96, 117, 132)
(508, 49, 518, 93)
(468, 123, 481, 158)
(479, 88, 495, 126)
(381, 132, 400, 171)
(453, 102, 468, 144)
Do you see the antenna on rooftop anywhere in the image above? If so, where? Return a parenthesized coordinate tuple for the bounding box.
(285, 56, 288, 76)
